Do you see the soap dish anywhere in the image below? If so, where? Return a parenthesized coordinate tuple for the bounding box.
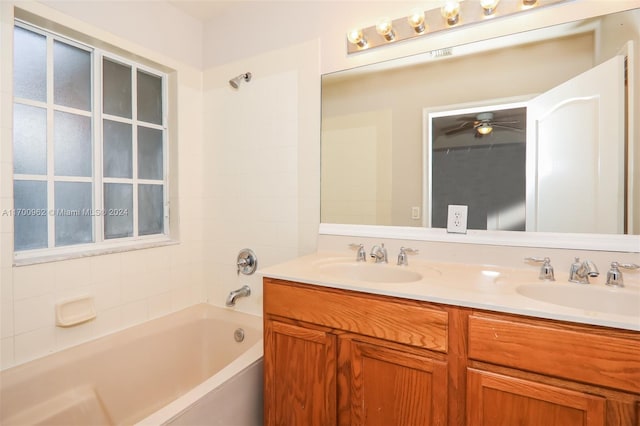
(55, 296, 97, 327)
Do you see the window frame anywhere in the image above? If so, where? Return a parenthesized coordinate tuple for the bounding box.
(12, 20, 171, 264)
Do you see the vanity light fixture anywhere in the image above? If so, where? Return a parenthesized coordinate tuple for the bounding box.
(345, 0, 569, 55)
(376, 17, 396, 41)
(347, 28, 367, 49)
(480, 0, 501, 16)
(441, 1, 461, 26)
(408, 9, 426, 34)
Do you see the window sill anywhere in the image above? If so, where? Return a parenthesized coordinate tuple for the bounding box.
(13, 237, 179, 267)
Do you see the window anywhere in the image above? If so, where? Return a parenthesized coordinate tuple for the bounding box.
(12, 22, 169, 259)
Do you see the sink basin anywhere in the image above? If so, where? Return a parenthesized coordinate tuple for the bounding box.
(319, 262, 424, 283)
(516, 283, 640, 316)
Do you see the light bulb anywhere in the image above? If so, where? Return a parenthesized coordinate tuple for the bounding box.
(477, 123, 493, 135)
(480, 0, 500, 15)
(408, 9, 426, 33)
(347, 28, 367, 48)
(441, 1, 460, 26)
(376, 17, 395, 41)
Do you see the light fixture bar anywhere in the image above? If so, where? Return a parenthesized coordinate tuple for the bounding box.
(347, 0, 569, 54)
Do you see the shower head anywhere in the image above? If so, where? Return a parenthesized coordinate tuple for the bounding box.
(229, 72, 252, 89)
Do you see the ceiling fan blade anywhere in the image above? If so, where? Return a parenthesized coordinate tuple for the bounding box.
(492, 124, 524, 131)
(492, 120, 520, 125)
(444, 121, 474, 135)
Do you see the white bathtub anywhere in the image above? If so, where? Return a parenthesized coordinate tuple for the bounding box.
(0, 303, 264, 425)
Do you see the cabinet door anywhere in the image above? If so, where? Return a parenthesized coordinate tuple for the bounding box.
(467, 369, 606, 426)
(346, 339, 447, 426)
(264, 320, 337, 426)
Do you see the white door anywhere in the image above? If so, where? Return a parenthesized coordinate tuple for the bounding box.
(526, 55, 626, 233)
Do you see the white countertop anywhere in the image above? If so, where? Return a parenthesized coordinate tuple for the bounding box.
(259, 251, 640, 332)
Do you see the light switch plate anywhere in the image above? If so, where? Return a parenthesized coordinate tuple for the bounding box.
(447, 205, 468, 234)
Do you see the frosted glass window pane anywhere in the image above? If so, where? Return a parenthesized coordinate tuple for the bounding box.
(137, 127, 163, 180)
(14, 180, 48, 251)
(137, 70, 162, 125)
(103, 120, 132, 178)
(54, 111, 92, 177)
(103, 59, 132, 118)
(14, 26, 46, 102)
(13, 103, 47, 175)
(54, 40, 91, 111)
(55, 182, 93, 246)
(104, 183, 133, 239)
(138, 184, 163, 235)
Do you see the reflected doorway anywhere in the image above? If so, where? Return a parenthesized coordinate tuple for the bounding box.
(426, 102, 527, 231)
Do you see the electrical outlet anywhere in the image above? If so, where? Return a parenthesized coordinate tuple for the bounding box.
(447, 205, 468, 234)
(411, 206, 421, 220)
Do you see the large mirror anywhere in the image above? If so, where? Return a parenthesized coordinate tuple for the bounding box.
(321, 8, 639, 244)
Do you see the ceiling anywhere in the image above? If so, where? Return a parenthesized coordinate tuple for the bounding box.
(168, 1, 237, 21)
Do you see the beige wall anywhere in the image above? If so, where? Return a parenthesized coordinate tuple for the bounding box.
(322, 110, 393, 225)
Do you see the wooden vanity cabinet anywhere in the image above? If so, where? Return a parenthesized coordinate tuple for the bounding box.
(263, 278, 452, 426)
(263, 278, 640, 426)
(343, 337, 448, 425)
(264, 319, 337, 425)
(467, 312, 640, 426)
(466, 368, 607, 425)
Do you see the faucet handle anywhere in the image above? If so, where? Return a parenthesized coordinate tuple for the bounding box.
(349, 243, 367, 262)
(606, 262, 640, 287)
(524, 257, 555, 281)
(237, 249, 258, 275)
(617, 262, 640, 270)
(397, 247, 419, 266)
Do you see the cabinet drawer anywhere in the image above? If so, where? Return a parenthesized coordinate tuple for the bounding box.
(468, 314, 640, 393)
(264, 279, 448, 353)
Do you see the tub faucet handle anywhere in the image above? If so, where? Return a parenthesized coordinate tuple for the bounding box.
(606, 261, 640, 288)
(349, 243, 367, 262)
(237, 249, 258, 275)
(524, 257, 555, 281)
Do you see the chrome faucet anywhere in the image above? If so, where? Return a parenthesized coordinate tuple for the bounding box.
(397, 247, 419, 266)
(605, 262, 640, 287)
(569, 258, 599, 284)
(370, 243, 388, 263)
(349, 243, 367, 262)
(524, 257, 555, 281)
(226, 285, 251, 307)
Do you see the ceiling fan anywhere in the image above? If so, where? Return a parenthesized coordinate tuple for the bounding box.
(444, 112, 523, 138)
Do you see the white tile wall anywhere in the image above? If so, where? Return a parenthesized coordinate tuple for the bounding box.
(201, 42, 320, 316)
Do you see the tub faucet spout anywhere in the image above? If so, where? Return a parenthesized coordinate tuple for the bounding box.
(226, 285, 251, 307)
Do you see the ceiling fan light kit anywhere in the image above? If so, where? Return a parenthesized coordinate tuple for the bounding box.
(476, 122, 493, 135)
(443, 110, 524, 138)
